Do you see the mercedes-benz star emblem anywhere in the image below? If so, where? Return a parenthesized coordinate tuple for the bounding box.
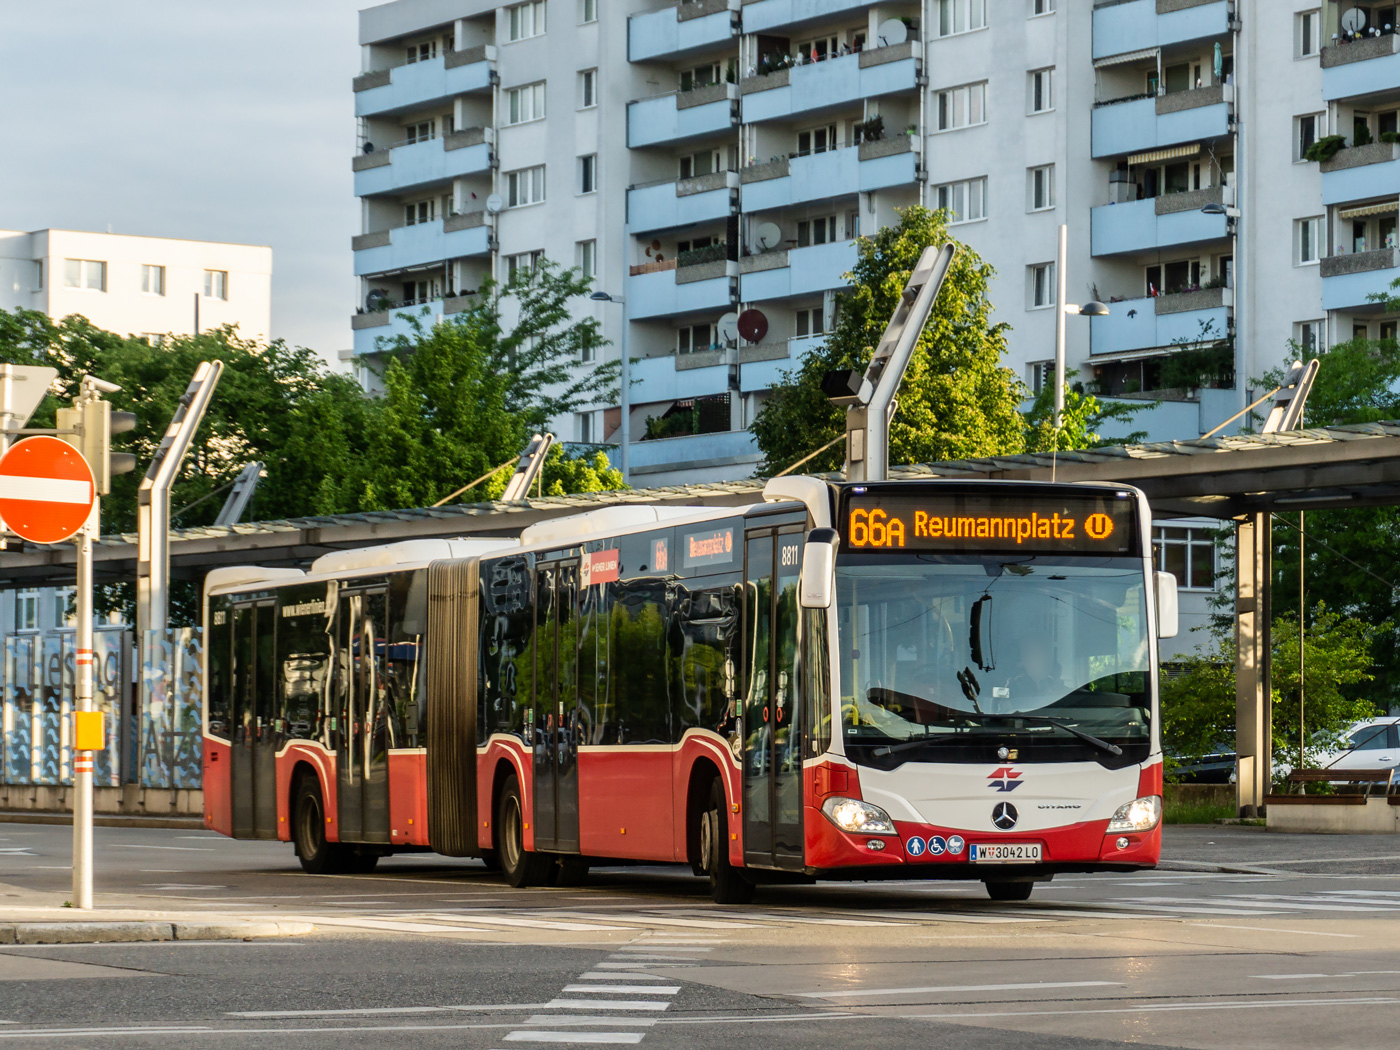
(992, 802, 1019, 830)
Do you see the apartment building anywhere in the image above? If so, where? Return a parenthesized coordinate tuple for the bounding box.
(350, 0, 1399, 492)
(0, 229, 272, 344)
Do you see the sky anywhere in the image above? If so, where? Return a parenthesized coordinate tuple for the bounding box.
(0, 1, 364, 363)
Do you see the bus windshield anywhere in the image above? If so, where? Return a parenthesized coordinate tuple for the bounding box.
(835, 555, 1151, 767)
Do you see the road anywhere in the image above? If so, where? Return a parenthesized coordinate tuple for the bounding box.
(0, 822, 1397, 1049)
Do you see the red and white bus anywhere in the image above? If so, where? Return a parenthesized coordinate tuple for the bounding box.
(202, 476, 1173, 902)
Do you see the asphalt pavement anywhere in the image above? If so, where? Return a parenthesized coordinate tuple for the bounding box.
(0, 821, 1397, 1049)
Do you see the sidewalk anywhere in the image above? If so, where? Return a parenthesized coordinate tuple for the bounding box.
(1162, 823, 1400, 875)
(0, 905, 314, 944)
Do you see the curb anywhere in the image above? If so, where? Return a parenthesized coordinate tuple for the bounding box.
(0, 812, 205, 830)
(1157, 859, 1285, 875)
(0, 921, 315, 945)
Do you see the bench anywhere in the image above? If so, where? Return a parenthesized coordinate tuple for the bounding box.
(1265, 768, 1396, 807)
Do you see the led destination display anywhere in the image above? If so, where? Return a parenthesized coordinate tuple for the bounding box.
(842, 490, 1137, 555)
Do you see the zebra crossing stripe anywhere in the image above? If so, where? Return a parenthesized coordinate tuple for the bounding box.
(501, 1033, 645, 1044)
(562, 986, 681, 995)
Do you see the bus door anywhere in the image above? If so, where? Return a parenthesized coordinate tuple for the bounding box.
(231, 600, 278, 839)
(337, 589, 391, 844)
(532, 559, 581, 853)
(743, 529, 805, 870)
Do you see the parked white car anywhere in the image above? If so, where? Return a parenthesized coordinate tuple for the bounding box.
(1316, 717, 1400, 771)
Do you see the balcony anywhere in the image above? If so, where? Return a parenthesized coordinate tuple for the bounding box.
(1320, 247, 1400, 310)
(351, 297, 474, 357)
(742, 0, 875, 35)
(740, 43, 921, 125)
(352, 129, 493, 198)
(352, 213, 491, 277)
(353, 46, 495, 119)
(627, 258, 736, 321)
(740, 240, 858, 302)
(1090, 289, 1232, 356)
(741, 137, 918, 213)
(1092, 0, 1231, 63)
(1320, 142, 1400, 208)
(1092, 85, 1233, 159)
(1090, 187, 1232, 256)
(628, 171, 737, 235)
(1321, 33, 1400, 102)
(629, 427, 760, 480)
(629, 333, 827, 406)
(628, 83, 739, 149)
(628, 0, 739, 63)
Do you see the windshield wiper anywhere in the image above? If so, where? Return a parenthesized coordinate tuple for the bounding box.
(983, 713, 1123, 756)
(871, 734, 961, 758)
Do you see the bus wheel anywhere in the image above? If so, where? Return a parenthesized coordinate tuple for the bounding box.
(496, 774, 551, 888)
(984, 880, 1034, 902)
(293, 776, 348, 875)
(705, 780, 754, 905)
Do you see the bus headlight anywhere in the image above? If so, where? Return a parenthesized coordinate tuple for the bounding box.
(821, 797, 896, 835)
(1107, 795, 1161, 832)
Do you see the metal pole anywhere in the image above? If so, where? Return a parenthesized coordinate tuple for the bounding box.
(1053, 224, 1068, 435)
(1299, 510, 1305, 767)
(72, 507, 96, 909)
(619, 223, 631, 485)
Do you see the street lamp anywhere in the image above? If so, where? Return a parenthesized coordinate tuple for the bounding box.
(1053, 224, 1110, 431)
(590, 289, 630, 483)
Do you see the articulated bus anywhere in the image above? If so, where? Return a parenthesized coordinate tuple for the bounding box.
(202, 476, 1175, 903)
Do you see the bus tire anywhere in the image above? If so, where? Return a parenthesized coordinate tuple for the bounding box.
(293, 776, 349, 875)
(496, 773, 551, 888)
(705, 780, 753, 905)
(984, 880, 1034, 902)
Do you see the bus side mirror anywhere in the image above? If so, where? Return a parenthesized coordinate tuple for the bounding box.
(800, 528, 839, 609)
(1155, 571, 1179, 639)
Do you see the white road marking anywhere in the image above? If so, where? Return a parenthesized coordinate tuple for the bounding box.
(111, 844, 213, 852)
(902, 995, 1400, 1020)
(397, 912, 628, 932)
(522, 1017, 657, 1027)
(542, 1000, 671, 1012)
(595, 962, 688, 970)
(612, 945, 711, 952)
(1253, 971, 1400, 980)
(601, 955, 697, 962)
(574, 974, 674, 982)
(562, 986, 680, 995)
(228, 1003, 550, 1018)
(796, 980, 1122, 999)
(1185, 923, 1361, 938)
(503, 1033, 644, 1044)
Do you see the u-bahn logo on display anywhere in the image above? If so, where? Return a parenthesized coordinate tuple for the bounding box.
(988, 766, 1023, 792)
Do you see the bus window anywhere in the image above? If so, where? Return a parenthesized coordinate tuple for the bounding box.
(673, 581, 740, 736)
(390, 571, 427, 747)
(578, 557, 607, 744)
(277, 585, 332, 741)
(481, 555, 535, 741)
(804, 608, 831, 757)
(611, 577, 671, 744)
(206, 597, 232, 740)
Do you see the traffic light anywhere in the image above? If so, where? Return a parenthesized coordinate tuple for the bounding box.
(58, 385, 138, 495)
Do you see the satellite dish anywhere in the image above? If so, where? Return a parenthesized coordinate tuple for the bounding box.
(485, 193, 504, 214)
(876, 18, 908, 47)
(717, 312, 740, 344)
(366, 288, 391, 311)
(755, 221, 783, 251)
(1340, 7, 1366, 32)
(737, 308, 769, 343)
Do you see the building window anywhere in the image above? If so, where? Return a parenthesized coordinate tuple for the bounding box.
(796, 124, 838, 156)
(577, 239, 596, 282)
(1153, 526, 1216, 590)
(203, 269, 228, 300)
(579, 154, 597, 194)
(795, 305, 826, 337)
(935, 81, 986, 131)
(403, 119, 437, 144)
(506, 81, 546, 124)
(1028, 165, 1054, 211)
(578, 411, 594, 443)
(63, 259, 106, 291)
(141, 264, 165, 296)
(579, 0, 597, 24)
(1030, 0, 1054, 14)
(1296, 113, 1323, 160)
(1297, 10, 1321, 58)
(935, 177, 986, 224)
(938, 0, 987, 36)
(1028, 360, 1054, 394)
(1028, 68, 1054, 114)
(508, 0, 546, 41)
(796, 216, 837, 247)
(404, 199, 436, 225)
(579, 68, 597, 109)
(505, 250, 544, 282)
(505, 165, 547, 207)
(53, 588, 76, 629)
(1295, 319, 1324, 352)
(405, 39, 437, 64)
(677, 323, 718, 354)
(679, 148, 724, 179)
(1029, 262, 1055, 309)
(140, 333, 165, 346)
(15, 589, 39, 633)
(1296, 216, 1323, 264)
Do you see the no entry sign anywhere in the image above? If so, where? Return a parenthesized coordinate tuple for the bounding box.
(0, 436, 96, 544)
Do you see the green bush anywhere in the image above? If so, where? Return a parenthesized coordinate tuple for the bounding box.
(1303, 134, 1347, 162)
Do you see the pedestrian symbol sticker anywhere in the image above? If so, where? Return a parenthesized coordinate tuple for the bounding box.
(905, 836, 927, 857)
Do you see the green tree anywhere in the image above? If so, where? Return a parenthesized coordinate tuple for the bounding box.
(750, 207, 1027, 474)
(1023, 370, 1149, 452)
(1162, 605, 1384, 779)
